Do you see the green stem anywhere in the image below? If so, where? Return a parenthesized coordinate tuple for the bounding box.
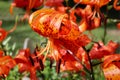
(92, 61, 102, 66)
(101, 12, 107, 44)
(87, 53, 95, 80)
(103, 21, 107, 44)
(83, 47, 95, 80)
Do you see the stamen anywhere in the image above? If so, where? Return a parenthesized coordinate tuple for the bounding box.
(29, 56, 34, 66)
(56, 59, 61, 73)
(39, 59, 44, 71)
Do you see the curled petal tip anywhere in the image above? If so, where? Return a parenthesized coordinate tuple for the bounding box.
(9, 3, 16, 15)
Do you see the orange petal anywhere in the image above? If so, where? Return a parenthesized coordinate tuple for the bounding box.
(103, 54, 120, 68)
(103, 63, 120, 80)
(113, 0, 120, 10)
(0, 28, 8, 42)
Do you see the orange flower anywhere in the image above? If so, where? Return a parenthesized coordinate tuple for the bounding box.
(89, 41, 118, 59)
(14, 48, 44, 80)
(9, 0, 43, 20)
(29, 8, 91, 43)
(10, 0, 43, 12)
(29, 8, 91, 73)
(102, 54, 120, 79)
(75, 5, 101, 31)
(0, 56, 16, 78)
(29, 9, 69, 37)
(29, 8, 84, 40)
